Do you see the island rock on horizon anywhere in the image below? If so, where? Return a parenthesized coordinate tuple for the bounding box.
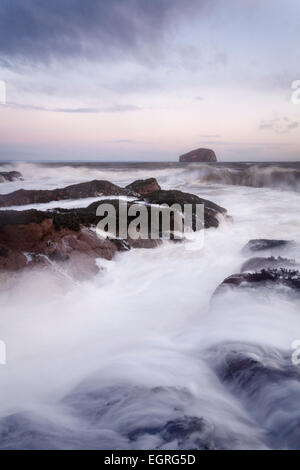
(179, 148, 217, 163)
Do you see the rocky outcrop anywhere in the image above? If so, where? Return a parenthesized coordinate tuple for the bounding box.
(0, 208, 121, 278)
(44, 191, 226, 238)
(145, 189, 227, 229)
(125, 178, 161, 196)
(242, 239, 293, 253)
(0, 180, 228, 277)
(241, 256, 296, 273)
(213, 238, 300, 299)
(179, 148, 217, 163)
(0, 180, 138, 208)
(215, 269, 300, 297)
(0, 171, 23, 182)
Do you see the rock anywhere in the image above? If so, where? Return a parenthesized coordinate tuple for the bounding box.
(241, 256, 297, 273)
(48, 250, 70, 262)
(54, 190, 226, 238)
(0, 171, 23, 182)
(0, 183, 228, 275)
(145, 189, 226, 214)
(126, 238, 162, 249)
(179, 148, 217, 163)
(212, 344, 296, 394)
(0, 244, 27, 271)
(242, 239, 293, 253)
(128, 415, 216, 449)
(215, 268, 300, 295)
(0, 180, 137, 208)
(145, 189, 227, 229)
(210, 342, 300, 450)
(0, 208, 119, 278)
(125, 178, 161, 196)
(0, 199, 162, 275)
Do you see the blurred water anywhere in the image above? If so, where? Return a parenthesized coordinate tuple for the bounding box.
(0, 161, 300, 449)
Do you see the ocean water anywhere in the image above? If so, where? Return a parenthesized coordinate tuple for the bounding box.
(0, 161, 300, 449)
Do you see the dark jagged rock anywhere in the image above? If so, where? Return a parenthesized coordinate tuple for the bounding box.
(125, 178, 161, 196)
(145, 189, 226, 214)
(0, 201, 158, 274)
(243, 239, 293, 253)
(241, 256, 297, 273)
(48, 250, 70, 262)
(0, 180, 137, 208)
(0, 207, 119, 278)
(128, 415, 215, 449)
(215, 268, 300, 295)
(52, 190, 226, 236)
(145, 189, 227, 229)
(0, 199, 167, 265)
(210, 343, 299, 400)
(0, 184, 228, 275)
(179, 148, 217, 163)
(0, 208, 53, 230)
(0, 171, 23, 182)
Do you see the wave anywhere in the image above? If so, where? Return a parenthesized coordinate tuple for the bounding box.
(190, 164, 300, 192)
(0, 168, 300, 449)
(1, 161, 300, 194)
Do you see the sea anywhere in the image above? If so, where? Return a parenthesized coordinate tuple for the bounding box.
(0, 160, 300, 449)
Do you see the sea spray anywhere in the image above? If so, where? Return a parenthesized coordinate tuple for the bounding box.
(0, 162, 300, 448)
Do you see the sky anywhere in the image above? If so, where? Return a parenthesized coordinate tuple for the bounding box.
(0, 0, 300, 162)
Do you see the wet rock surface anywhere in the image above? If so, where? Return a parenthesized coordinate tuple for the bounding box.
(214, 238, 300, 298)
(242, 239, 293, 253)
(125, 178, 161, 196)
(0, 171, 23, 182)
(216, 268, 300, 294)
(0, 180, 228, 276)
(241, 256, 297, 273)
(0, 207, 119, 278)
(145, 189, 227, 229)
(0, 180, 137, 208)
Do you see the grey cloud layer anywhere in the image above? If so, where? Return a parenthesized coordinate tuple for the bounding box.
(0, 0, 207, 65)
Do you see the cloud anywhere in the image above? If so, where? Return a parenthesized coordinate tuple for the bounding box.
(214, 51, 228, 65)
(259, 117, 299, 134)
(54, 105, 141, 113)
(7, 102, 140, 113)
(0, 0, 207, 67)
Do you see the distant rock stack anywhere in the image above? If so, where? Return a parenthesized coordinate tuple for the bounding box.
(179, 148, 217, 163)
